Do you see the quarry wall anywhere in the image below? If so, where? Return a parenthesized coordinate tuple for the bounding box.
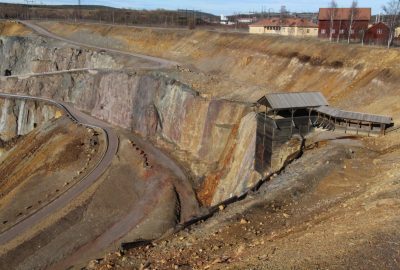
(0, 36, 119, 75)
(0, 98, 62, 142)
(0, 67, 265, 206)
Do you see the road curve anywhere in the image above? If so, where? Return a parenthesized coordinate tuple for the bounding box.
(19, 20, 179, 69)
(0, 92, 118, 245)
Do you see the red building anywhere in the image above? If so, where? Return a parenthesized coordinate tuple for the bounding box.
(318, 8, 371, 41)
(363, 22, 390, 46)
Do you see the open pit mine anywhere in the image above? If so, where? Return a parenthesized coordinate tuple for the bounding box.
(0, 20, 399, 270)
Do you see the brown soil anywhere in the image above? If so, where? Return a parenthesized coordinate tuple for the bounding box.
(0, 115, 104, 233)
(0, 21, 32, 36)
(85, 132, 400, 270)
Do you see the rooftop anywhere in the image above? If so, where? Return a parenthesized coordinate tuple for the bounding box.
(318, 8, 371, 21)
(315, 106, 392, 125)
(258, 92, 329, 110)
(250, 18, 318, 28)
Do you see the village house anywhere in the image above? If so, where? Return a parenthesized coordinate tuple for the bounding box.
(318, 8, 371, 41)
(249, 18, 318, 37)
(363, 22, 390, 46)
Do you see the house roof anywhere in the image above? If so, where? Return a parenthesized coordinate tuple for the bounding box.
(315, 106, 392, 124)
(250, 18, 318, 28)
(258, 92, 329, 110)
(366, 22, 389, 31)
(318, 8, 371, 21)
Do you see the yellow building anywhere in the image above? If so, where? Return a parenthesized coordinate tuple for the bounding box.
(249, 18, 318, 37)
(396, 27, 400, 37)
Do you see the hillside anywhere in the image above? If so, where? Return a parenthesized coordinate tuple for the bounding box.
(38, 21, 400, 122)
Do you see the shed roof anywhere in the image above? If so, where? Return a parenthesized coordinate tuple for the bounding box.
(315, 106, 392, 124)
(258, 92, 329, 110)
(318, 8, 371, 21)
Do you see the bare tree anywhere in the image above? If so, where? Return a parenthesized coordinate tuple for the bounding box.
(347, 0, 358, 43)
(337, 19, 342, 42)
(328, 0, 338, 42)
(383, 0, 400, 48)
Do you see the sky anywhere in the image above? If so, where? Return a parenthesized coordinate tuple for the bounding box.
(0, 0, 388, 15)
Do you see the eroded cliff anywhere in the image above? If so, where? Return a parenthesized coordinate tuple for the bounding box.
(0, 68, 263, 205)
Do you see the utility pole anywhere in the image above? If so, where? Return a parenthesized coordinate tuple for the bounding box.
(78, 0, 81, 21)
(25, 0, 35, 20)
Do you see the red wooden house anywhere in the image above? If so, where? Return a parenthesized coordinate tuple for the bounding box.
(318, 8, 371, 40)
(363, 22, 390, 46)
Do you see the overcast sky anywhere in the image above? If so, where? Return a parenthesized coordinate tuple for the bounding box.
(0, 0, 387, 15)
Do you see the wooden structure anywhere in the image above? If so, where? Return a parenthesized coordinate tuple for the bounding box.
(255, 92, 393, 174)
(318, 8, 371, 40)
(255, 92, 328, 173)
(314, 106, 393, 136)
(363, 22, 390, 46)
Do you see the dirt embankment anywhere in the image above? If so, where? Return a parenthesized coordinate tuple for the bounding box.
(38, 22, 400, 121)
(0, 21, 31, 36)
(0, 114, 104, 234)
(85, 132, 400, 270)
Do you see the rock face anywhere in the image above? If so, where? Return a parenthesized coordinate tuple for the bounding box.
(0, 35, 302, 206)
(0, 36, 119, 75)
(0, 69, 261, 205)
(0, 98, 62, 141)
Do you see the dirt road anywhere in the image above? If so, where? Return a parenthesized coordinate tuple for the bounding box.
(19, 20, 179, 69)
(0, 92, 119, 245)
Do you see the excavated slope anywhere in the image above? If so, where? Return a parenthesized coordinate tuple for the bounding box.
(38, 21, 400, 122)
(3, 21, 400, 206)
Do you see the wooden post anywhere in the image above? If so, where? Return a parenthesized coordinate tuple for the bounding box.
(308, 109, 311, 133)
(368, 122, 371, 137)
(381, 123, 385, 136)
(290, 109, 294, 136)
(345, 120, 348, 133)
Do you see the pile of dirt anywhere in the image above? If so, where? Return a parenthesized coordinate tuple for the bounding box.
(0, 21, 31, 36)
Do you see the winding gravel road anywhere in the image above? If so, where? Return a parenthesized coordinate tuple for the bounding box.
(19, 20, 179, 69)
(0, 22, 199, 266)
(0, 92, 119, 245)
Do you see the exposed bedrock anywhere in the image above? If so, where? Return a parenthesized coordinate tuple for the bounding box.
(0, 70, 272, 206)
(0, 98, 62, 142)
(0, 36, 119, 75)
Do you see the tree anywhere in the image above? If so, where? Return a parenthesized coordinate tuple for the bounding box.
(328, 0, 338, 42)
(347, 0, 358, 43)
(383, 0, 400, 48)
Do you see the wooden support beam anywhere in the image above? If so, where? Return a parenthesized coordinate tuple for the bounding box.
(368, 122, 371, 137)
(290, 109, 294, 136)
